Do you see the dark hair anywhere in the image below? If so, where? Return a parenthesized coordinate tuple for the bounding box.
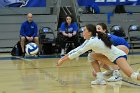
(64, 15, 74, 31)
(85, 24, 97, 36)
(97, 23, 109, 33)
(97, 32, 112, 48)
(65, 15, 74, 23)
(85, 24, 112, 48)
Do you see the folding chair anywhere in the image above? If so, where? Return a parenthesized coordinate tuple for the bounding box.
(110, 25, 127, 40)
(128, 25, 140, 53)
(78, 26, 85, 45)
(39, 27, 56, 54)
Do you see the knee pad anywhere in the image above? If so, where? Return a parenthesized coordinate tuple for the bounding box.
(130, 72, 139, 80)
(87, 53, 95, 63)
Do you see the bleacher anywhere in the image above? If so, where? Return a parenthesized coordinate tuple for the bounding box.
(77, 3, 140, 48)
(0, 0, 58, 52)
(0, 0, 140, 53)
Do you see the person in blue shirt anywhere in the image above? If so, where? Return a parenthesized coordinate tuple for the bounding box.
(90, 23, 129, 82)
(96, 23, 129, 54)
(20, 13, 39, 56)
(59, 15, 78, 55)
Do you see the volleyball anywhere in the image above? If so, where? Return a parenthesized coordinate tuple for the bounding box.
(25, 43, 39, 55)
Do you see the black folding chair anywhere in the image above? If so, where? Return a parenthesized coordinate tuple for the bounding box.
(39, 27, 56, 54)
(128, 25, 140, 53)
(110, 25, 127, 40)
(78, 26, 85, 45)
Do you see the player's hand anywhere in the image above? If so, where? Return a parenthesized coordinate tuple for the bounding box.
(56, 55, 69, 67)
(57, 58, 63, 67)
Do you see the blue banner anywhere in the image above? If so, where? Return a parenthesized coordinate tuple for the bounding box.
(77, 0, 140, 6)
(0, 0, 46, 7)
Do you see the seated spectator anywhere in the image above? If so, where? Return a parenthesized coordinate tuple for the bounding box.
(59, 15, 78, 55)
(20, 13, 39, 57)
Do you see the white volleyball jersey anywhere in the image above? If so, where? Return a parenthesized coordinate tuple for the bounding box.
(68, 36, 126, 62)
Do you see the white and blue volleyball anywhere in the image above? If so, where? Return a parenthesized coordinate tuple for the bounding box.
(25, 43, 39, 55)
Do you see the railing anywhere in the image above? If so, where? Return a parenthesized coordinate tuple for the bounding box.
(55, 0, 61, 24)
(71, 0, 79, 23)
(62, 7, 68, 15)
(65, 7, 72, 15)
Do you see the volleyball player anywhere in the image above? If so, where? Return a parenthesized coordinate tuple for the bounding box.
(89, 23, 129, 82)
(57, 24, 140, 85)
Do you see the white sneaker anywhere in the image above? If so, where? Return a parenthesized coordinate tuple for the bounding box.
(107, 70, 122, 82)
(91, 79, 106, 85)
(60, 49, 65, 55)
(102, 70, 113, 76)
(91, 72, 106, 85)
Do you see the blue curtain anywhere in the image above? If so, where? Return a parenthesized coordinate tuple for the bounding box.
(0, 0, 46, 7)
(23, 0, 46, 7)
(77, 0, 140, 6)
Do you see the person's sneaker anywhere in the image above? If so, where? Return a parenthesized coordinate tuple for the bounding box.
(107, 70, 122, 82)
(91, 72, 106, 85)
(102, 70, 113, 76)
(91, 79, 106, 85)
(60, 49, 65, 56)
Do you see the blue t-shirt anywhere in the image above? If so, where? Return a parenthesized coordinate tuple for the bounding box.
(20, 21, 38, 37)
(108, 34, 130, 48)
(60, 22, 78, 33)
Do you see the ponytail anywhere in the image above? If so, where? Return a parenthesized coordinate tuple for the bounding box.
(97, 32, 112, 48)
